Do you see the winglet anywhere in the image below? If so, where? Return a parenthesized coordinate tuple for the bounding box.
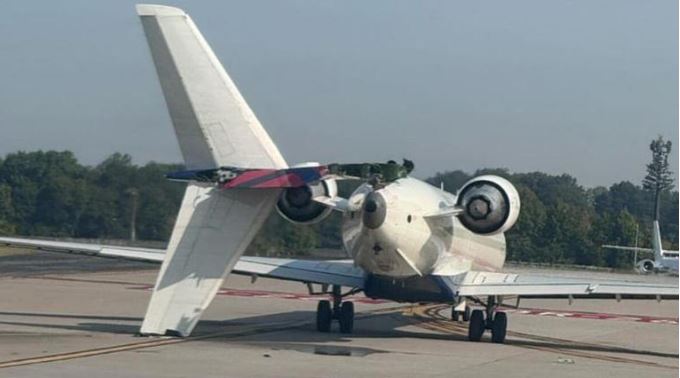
(136, 4, 186, 16)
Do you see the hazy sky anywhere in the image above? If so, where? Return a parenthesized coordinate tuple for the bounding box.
(0, 0, 677, 188)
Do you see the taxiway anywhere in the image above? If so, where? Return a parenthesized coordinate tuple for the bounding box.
(0, 249, 677, 378)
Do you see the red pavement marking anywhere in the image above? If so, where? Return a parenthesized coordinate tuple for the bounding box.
(501, 307, 679, 325)
(131, 285, 678, 324)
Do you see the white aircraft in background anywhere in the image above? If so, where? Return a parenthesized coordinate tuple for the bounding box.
(0, 4, 676, 344)
(603, 221, 679, 275)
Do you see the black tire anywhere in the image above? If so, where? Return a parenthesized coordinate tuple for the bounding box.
(491, 311, 507, 344)
(468, 309, 485, 342)
(316, 300, 332, 332)
(462, 306, 471, 322)
(451, 308, 460, 322)
(338, 301, 354, 334)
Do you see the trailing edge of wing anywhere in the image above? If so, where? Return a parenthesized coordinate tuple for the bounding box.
(234, 257, 364, 288)
(0, 236, 364, 289)
(0, 236, 165, 263)
(453, 271, 678, 299)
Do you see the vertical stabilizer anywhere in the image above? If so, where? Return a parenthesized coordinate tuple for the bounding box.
(651, 220, 664, 261)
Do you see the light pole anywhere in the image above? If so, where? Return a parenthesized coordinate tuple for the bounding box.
(633, 222, 639, 268)
(126, 188, 139, 243)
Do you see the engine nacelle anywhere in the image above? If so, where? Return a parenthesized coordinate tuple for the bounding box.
(456, 175, 520, 235)
(276, 179, 337, 225)
(636, 259, 655, 274)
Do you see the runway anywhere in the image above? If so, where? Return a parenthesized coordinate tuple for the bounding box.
(0, 249, 677, 378)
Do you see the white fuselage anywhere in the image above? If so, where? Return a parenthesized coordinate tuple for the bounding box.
(651, 221, 679, 274)
(658, 256, 679, 273)
(341, 177, 506, 278)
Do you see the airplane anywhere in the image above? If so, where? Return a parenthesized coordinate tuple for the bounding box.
(0, 4, 676, 344)
(603, 220, 679, 274)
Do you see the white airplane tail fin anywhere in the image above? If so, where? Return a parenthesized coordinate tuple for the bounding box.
(136, 4, 286, 336)
(651, 220, 664, 261)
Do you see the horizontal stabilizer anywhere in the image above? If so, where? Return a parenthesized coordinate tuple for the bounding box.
(167, 166, 330, 189)
(166, 160, 418, 189)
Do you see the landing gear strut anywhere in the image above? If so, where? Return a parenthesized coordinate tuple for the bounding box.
(467, 296, 507, 343)
(451, 299, 471, 322)
(316, 285, 355, 334)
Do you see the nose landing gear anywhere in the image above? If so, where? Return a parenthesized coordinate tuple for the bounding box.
(315, 285, 356, 334)
(467, 296, 507, 343)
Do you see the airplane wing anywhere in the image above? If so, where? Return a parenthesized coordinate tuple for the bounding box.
(0, 237, 166, 262)
(2, 234, 676, 301)
(452, 271, 678, 300)
(234, 257, 364, 288)
(135, 4, 291, 336)
(136, 5, 286, 170)
(139, 184, 281, 336)
(0, 236, 365, 289)
(602, 245, 654, 253)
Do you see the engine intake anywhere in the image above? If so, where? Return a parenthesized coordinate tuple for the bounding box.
(456, 175, 520, 235)
(636, 259, 655, 274)
(276, 179, 337, 224)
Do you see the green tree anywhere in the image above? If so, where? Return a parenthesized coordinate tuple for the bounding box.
(0, 149, 675, 267)
(590, 209, 640, 268)
(426, 170, 471, 193)
(0, 183, 15, 235)
(505, 185, 546, 262)
(642, 136, 673, 220)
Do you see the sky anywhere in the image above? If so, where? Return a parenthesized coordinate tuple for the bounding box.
(0, 0, 677, 188)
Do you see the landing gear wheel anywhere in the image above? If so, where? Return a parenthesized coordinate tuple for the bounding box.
(316, 300, 332, 332)
(468, 309, 485, 342)
(338, 301, 355, 334)
(462, 306, 471, 322)
(491, 312, 507, 344)
(451, 307, 460, 322)
(453, 304, 471, 322)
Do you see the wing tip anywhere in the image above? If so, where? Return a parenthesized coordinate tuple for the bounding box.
(136, 4, 186, 17)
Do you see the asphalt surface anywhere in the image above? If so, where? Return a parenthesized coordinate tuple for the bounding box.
(0, 249, 677, 378)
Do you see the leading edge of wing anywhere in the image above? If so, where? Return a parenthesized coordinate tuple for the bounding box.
(453, 271, 679, 299)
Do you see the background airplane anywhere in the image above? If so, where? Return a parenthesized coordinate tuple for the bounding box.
(0, 4, 676, 345)
(603, 220, 679, 274)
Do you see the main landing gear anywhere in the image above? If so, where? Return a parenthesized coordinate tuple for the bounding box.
(467, 296, 507, 343)
(316, 285, 355, 334)
(451, 299, 471, 322)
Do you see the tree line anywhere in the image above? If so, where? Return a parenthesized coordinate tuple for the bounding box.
(0, 142, 676, 269)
